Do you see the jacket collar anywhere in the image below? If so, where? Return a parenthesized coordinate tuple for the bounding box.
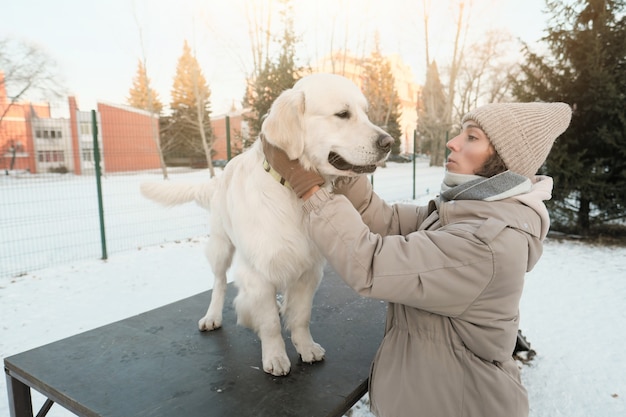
(440, 171, 531, 202)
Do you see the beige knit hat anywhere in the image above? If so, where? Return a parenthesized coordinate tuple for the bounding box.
(461, 102, 572, 178)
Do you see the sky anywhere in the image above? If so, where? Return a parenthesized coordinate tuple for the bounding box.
(1, 0, 550, 114)
(1, 161, 625, 416)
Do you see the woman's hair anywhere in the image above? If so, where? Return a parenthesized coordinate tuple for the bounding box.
(474, 147, 507, 177)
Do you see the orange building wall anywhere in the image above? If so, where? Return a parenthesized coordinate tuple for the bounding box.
(1, 79, 51, 173)
(210, 112, 246, 161)
(68, 96, 82, 175)
(97, 103, 162, 173)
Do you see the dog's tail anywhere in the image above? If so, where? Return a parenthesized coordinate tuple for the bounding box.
(140, 180, 215, 210)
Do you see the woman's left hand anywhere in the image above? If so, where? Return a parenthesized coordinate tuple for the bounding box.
(261, 136, 325, 198)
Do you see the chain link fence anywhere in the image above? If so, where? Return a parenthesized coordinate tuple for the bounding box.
(0, 99, 232, 279)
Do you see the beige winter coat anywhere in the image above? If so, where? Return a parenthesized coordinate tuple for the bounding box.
(302, 175, 553, 417)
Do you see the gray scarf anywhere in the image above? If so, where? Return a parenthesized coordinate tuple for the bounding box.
(440, 171, 532, 202)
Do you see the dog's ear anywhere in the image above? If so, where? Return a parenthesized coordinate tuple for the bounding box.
(261, 88, 305, 159)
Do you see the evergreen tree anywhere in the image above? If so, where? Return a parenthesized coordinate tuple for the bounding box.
(243, 0, 302, 144)
(161, 40, 213, 168)
(417, 61, 448, 165)
(361, 35, 403, 156)
(127, 59, 163, 114)
(513, 0, 626, 235)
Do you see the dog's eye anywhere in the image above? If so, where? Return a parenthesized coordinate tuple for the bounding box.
(335, 110, 350, 119)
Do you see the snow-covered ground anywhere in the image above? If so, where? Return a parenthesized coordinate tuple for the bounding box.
(1, 161, 625, 416)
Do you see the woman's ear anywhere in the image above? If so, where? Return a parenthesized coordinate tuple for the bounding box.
(261, 88, 305, 160)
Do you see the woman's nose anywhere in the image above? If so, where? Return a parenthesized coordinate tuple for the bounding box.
(447, 134, 462, 151)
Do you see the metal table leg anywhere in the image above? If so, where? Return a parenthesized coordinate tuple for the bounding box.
(5, 370, 33, 417)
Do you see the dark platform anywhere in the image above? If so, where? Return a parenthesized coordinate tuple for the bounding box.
(4, 267, 387, 417)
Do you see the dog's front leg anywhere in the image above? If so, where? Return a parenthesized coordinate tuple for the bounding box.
(282, 267, 325, 363)
(258, 319, 291, 376)
(234, 267, 291, 376)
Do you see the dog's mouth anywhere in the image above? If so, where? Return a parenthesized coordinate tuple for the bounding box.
(328, 152, 377, 174)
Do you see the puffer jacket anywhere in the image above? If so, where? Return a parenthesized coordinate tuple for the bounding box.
(302, 175, 552, 417)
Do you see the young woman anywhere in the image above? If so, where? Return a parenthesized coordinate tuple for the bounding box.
(263, 102, 572, 417)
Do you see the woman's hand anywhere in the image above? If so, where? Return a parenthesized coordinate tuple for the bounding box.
(261, 136, 325, 199)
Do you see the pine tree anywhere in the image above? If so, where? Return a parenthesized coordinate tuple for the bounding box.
(161, 40, 213, 171)
(361, 35, 403, 156)
(513, 0, 626, 235)
(127, 59, 163, 114)
(243, 0, 302, 143)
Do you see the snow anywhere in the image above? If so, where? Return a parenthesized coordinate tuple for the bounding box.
(1, 160, 625, 417)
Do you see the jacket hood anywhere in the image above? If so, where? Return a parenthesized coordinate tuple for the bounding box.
(438, 180, 551, 273)
(511, 175, 553, 240)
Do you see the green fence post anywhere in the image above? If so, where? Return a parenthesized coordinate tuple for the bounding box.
(92, 110, 107, 260)
(412, 129, 417, 200)
(225, 115, 232, 161)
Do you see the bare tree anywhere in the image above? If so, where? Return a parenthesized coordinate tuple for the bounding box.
(423, 0, 431, 70)
(190, 53, 215, 177)
(455, 30, 520, 119)
(421, 1, 470, 166)
(439, 1, 467, 166)
(245, 0, 274, 82)
(0, 37, 65, 124)
(131, 9, 169, 179)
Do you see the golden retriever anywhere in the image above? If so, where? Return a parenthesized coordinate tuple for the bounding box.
(140, 73, 393, 376)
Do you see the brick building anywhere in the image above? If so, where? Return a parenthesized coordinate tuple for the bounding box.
(1, 73, 250, 175)
(0, 76, 53, 173)
(210, 109, 249, 163)
(1, 78, 162, 175)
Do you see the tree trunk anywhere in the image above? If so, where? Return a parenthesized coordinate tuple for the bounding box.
(577, 197, 591, 236)
(134, 18, 168, 180)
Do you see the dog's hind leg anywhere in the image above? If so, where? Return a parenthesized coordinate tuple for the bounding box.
(198, 229, 234, 331)
(234, 262, 291, 376)
(282, 265, 325, 363)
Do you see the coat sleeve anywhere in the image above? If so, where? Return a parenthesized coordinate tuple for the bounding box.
(332, 175, 429, 236)
(303, 189, 496, 317)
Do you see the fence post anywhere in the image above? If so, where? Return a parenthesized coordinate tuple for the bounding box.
(225, 115, 231, 161)
(412, 129, 417, 200)
(92, 110, 108, 260)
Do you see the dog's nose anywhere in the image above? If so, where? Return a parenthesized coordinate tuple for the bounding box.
(377, 134, 394, 152)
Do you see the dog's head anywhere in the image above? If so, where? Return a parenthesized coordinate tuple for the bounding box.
(261, 73, 394, 179)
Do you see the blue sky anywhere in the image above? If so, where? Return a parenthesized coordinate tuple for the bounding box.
(1, 0, 550, 114)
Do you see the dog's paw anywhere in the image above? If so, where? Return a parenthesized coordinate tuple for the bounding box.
(263, 353, 291, 376)
(298, 342, 326, 363)
(198, 315, 222, 331)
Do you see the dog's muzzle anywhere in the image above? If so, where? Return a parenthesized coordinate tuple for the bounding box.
(328, 133, 393, 174)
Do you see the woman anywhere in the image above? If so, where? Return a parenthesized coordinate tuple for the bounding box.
(263, 102, 572, 417)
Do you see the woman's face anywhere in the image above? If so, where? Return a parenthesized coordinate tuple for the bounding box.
(445, 121, 495, 175)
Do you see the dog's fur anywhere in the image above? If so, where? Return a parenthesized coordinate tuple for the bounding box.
(140, 73, 392, 376)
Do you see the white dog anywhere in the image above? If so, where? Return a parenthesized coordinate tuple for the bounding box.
(140, 73, 393, 376)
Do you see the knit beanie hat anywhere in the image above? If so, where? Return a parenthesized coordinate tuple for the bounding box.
(461, 102, 572, 178)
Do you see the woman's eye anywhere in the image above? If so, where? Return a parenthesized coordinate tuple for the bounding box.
(335, 110, 350, 119)
(467, 135, 477, 141)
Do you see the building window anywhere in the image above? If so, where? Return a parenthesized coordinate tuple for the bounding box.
(43, 130, 49, 139)
(80, 122, 91, 136)
(82, 148, 93, 162)
(36, 130, 42, 138)
(37, 150, 66, 163)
